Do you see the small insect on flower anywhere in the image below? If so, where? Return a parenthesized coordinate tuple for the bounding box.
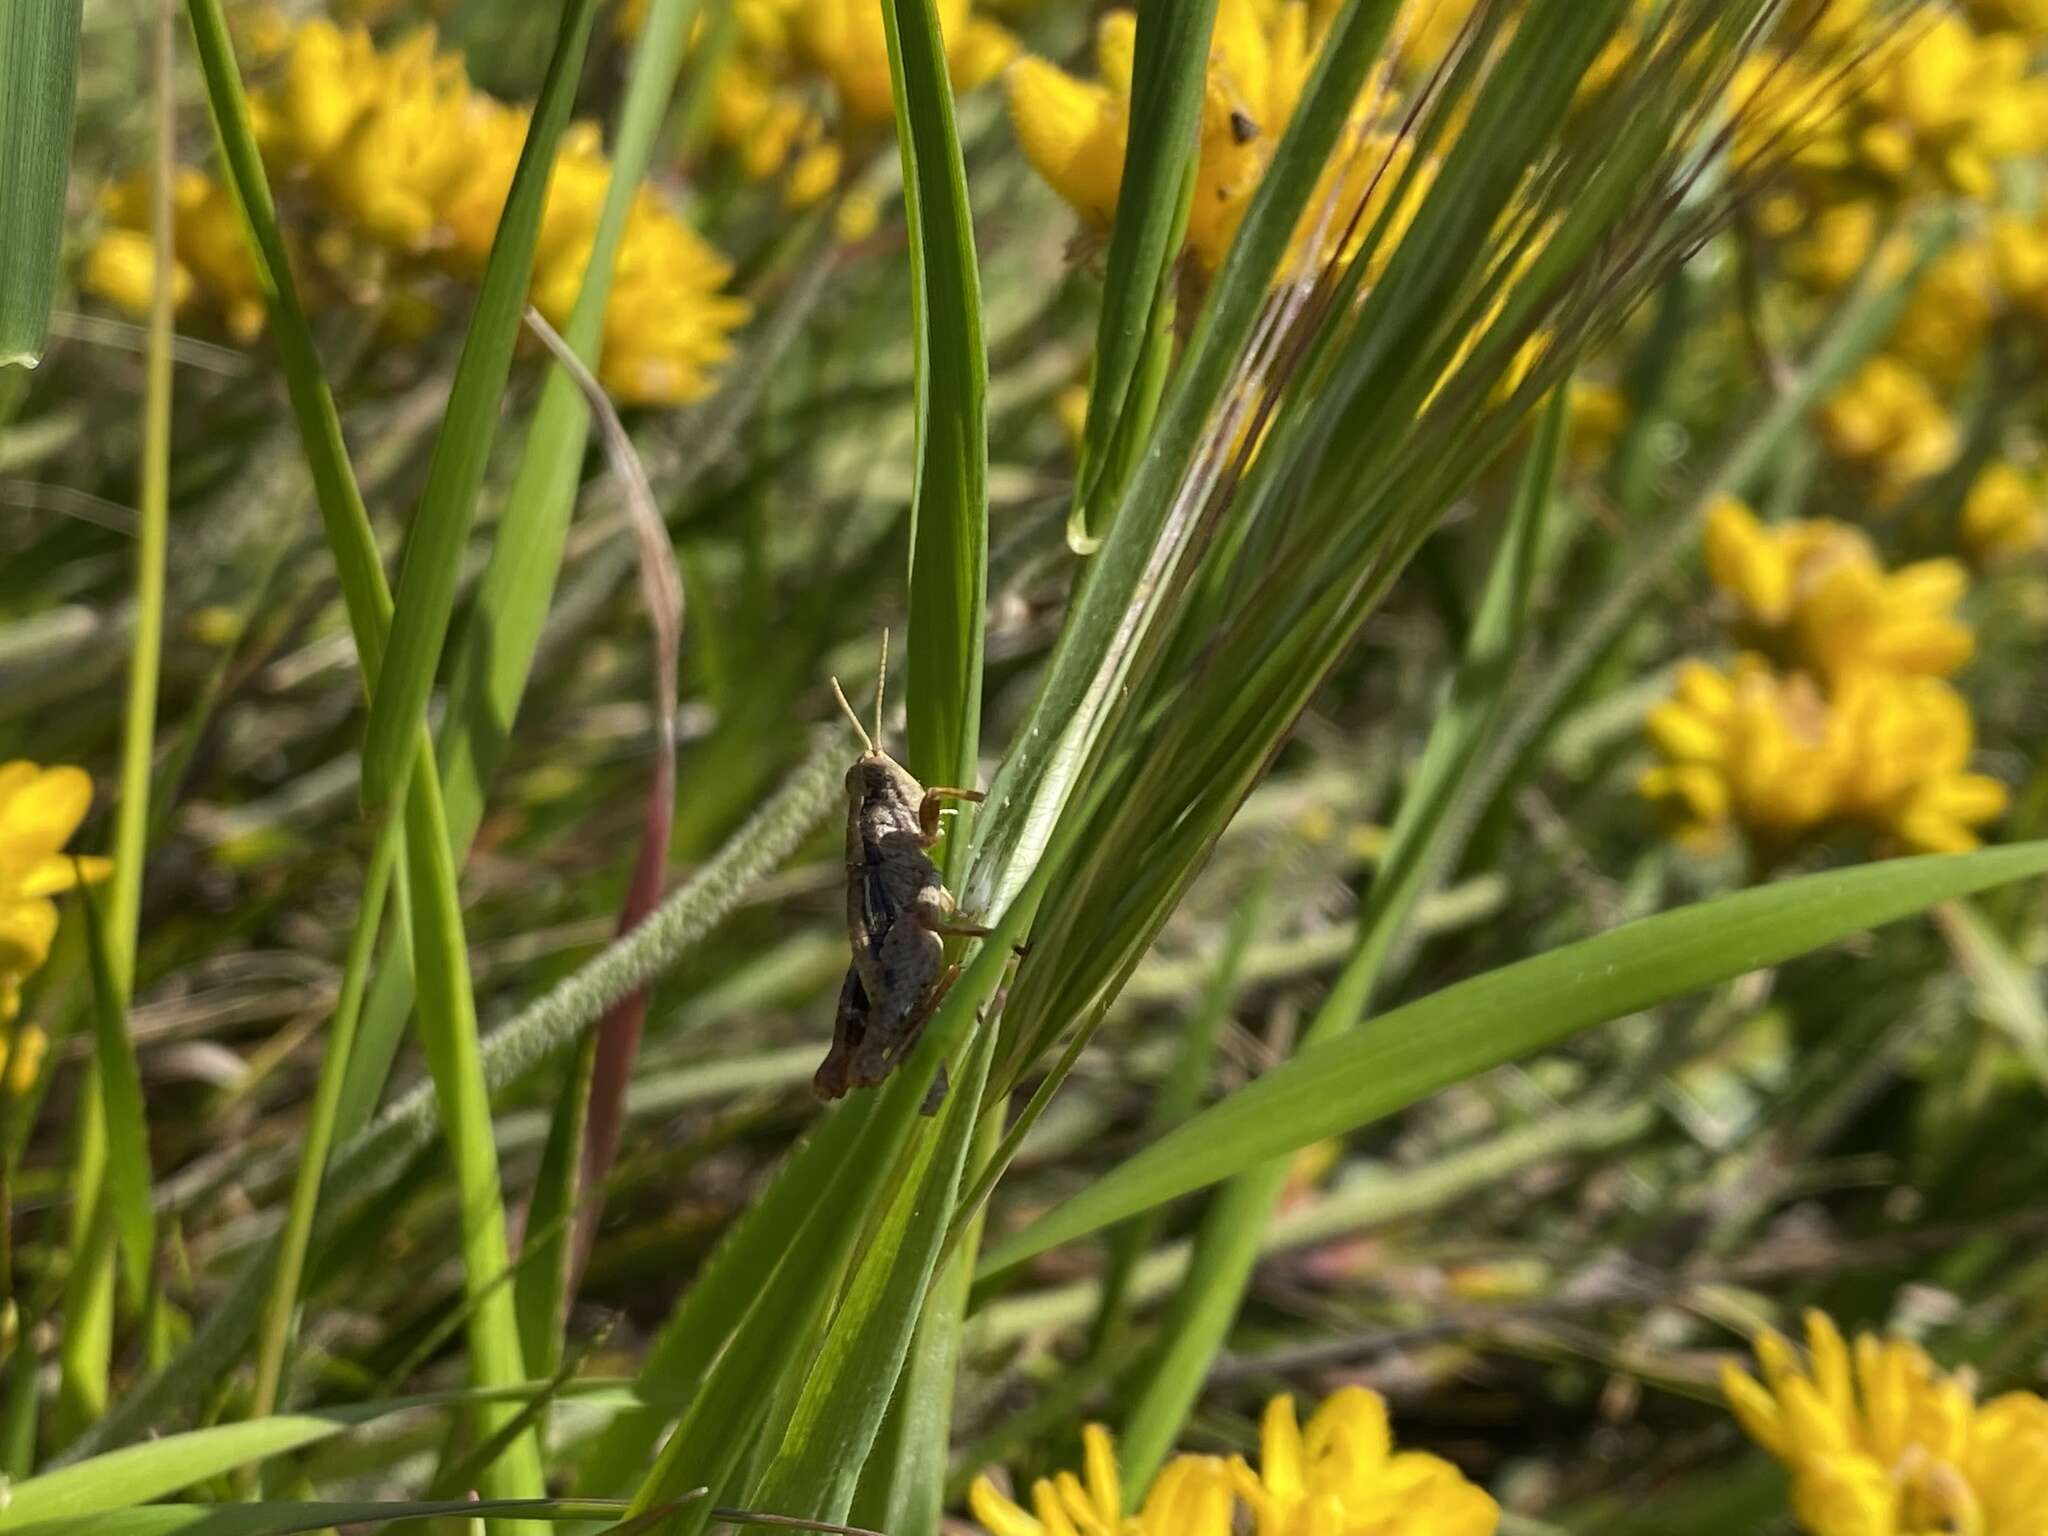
(814, 633, 989, 1109)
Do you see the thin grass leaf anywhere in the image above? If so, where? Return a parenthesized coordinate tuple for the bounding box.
(625, 865, 1055, 1536)
(518, 306, 684, 1296)
(1112, 391, 1568, 1489)
(981, 842, 2048, 1274)
(72, 884, 154, 1321)
(1935, 900, 2048, 1091)
(63, 738, 844, 1470)
(354, 0, 603, 816)
(962, 0, 1407, 920)
(883, 0, 988, 824)
(747, 1024, 997, 1523)
(178, 6, 552, 1515)
(0, 0, 82, 367)
(250, 825, 402, 1418)
(6, 1501, 635, 1536)
(1067, 0, 1217, 551)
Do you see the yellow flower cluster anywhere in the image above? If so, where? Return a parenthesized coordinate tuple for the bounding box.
(1005, 0, 1430, 276)
(624, 0, 1013, 224)
(1723, 1310, 2048, 1536)
(1701, 499, 1974, 685)
(0, 763, 111, 1033)
(83, 20, 747, 406)
(1640, 499, 2007, 857)
(968, 1390, 1497, 1536)
(1732, 6, 2048, 504)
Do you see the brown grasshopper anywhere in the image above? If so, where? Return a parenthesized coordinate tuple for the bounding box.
(813, 634, 988, 1104)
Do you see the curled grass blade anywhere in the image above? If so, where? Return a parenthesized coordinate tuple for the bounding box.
(981, 842, 2048, 1274)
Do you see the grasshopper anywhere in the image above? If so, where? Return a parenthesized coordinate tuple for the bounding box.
(813, 634, 988, 1104)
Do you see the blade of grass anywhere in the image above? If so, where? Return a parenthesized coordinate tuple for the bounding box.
(884, 0, 987, 830)
(57, 0, 177, 1425)
(625, 863, 1056, 1536)
(72, 887, 154, 1324)
(1066, 0, 1215, 551)
(517, 306, 684, 1298)
(1934, 900, 2048, 1091)
(355, 0, 602, 817)
(981, 842, 2048, 1273)
(962, 0, 1407, 919)
(1112, 392, 1567, 1490)
(337, 0, 702, 1153)
(8, 1500, 636, 1536)
(64, 737, 843, 1468)
(0, 0, 82, 367)
(177, 2, 553, 1520)
(250, 825, 402, 1418)
(747, 1026, 998, 1523)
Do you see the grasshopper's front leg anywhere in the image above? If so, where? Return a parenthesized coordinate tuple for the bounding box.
(918, 786, 985, 846)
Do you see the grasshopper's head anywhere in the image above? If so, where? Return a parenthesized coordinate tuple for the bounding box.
(830, 629, 918, 808)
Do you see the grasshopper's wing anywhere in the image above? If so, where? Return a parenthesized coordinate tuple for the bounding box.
(859, 831, 897, 950)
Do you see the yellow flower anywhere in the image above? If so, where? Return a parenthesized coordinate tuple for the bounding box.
(693, 0, 1014, 204)
(595, 194, 752, 406)
(1723, 1310, 2048, 1536)
(88, 169, 268, 343)
(1565, 378, 1627, 466)
(1962, 462, 2047, 562)
(1702, 499, 1974, 687)
(1991, 207, 2048, 322)
(1640, 655, 2005, 857)
(0, 763, 112, 1026)
(308, 28, 479, 252)
(1230, 1390, 1499, 1536)
(971, 1424, 1236, 1536)
(1887, 241, 1998, 388)
(1007, 2, 1430, 276)
(1814, 357, 1958, 506)
(1640, 655, 1840, 853)
(968, 1391, 1496, 1536)
(81, 228, 194, 318)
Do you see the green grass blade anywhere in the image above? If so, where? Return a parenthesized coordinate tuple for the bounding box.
(882, 0, 987, 821)
(250, 823, 403, 1418)
(748, 1028, 998, 1523)
(1936, 900, 2048, 1090)
(626, 871, 1053, 1535)
(399, 771, 548, 1514)
(981, 842, 2048, 1273)
(0, 0, 82, 367)
(181, 0, 392, 662)
(355, 0, 602, 816)
(571, 1091, 879, 1496)
(338, 0, 702, 1155)
(1067, 0, 1215, 550)
(964, 0, 1405, 918)
(514, 1031, 593, 1385)
(1330, 385, 1566, 1021)
(8, 1500, 634, 1536)
(1111, 394, 1567, 1489)
(0, 1412, 363, 1525)
(72, 887, 154, 1321)
(439, 0, 700, 861)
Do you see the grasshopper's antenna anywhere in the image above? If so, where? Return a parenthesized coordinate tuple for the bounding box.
(873, 628, 890, 749)
(830, 675, 875, 754)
